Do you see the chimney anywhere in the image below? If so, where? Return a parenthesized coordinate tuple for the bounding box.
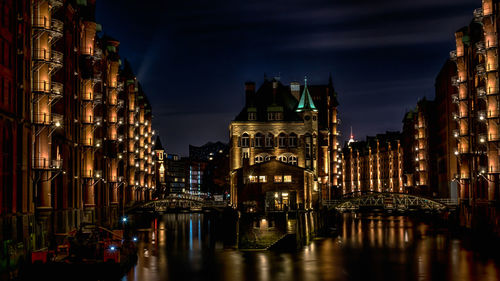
(290, 82, 300, 101)
(245, 82, 255, 106)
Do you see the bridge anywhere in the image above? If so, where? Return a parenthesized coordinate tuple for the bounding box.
(126, 194, 228, 213)
(323, 192, 458, 213)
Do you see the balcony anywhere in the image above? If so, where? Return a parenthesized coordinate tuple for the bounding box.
(477, 87, 487, 99)
(478, 110, 487, 121)
(117, 134, 124, 142)
(94, 93, 103, 104)
(32, 157, 63, 170)
(93, 47, 103, 60)
(117, 99, 124, 109)
(94, 170, 103, 179)
(451, 94, 459, 104)
(473, 8, 483, 22)
(451, 76, 460, 87)
(32, 112, 62, 127)
(49, 0, 63, 9)
(94, 116, 103, 126)
(117, 82, 124, 92)
(475, 42, 486, 55)
(476, 63, 486, 76)
(478, 134, 488, 144)
(93, 73, 102, 84)
(453, 129, 459, 138)
(117, 117, 124, 126)
(32, 49, 63, 68)
(450, 50, 457, 61)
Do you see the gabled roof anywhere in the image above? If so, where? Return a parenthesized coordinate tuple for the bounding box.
(233, 79, 302, 122)
(296, 78, 317, 112)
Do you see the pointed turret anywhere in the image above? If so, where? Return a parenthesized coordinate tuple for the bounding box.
(296, 77, 318, 112)
(153, 135, 164, 151)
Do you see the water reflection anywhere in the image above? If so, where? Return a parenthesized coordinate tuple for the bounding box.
(123, 213, 500, 281)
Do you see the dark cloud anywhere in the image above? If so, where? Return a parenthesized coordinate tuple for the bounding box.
(96, 0, 479, 155)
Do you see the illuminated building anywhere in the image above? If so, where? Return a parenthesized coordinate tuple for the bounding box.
(341, 132, 404, 194)
(229, 76, 340, 211)
(165, 154, 188, 194)
(402, 98, 439, 196)
(450, 0, 499, 202)
(0, 0, 158, 262)
(188, 142, 230, 196)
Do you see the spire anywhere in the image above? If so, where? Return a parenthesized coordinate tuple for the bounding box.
(348, 126, 355, 145)
(153, 135, 164, 151)
(296, 76, 318, 112)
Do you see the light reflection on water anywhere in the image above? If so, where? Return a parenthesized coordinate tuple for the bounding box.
(123, 213, 500, 281)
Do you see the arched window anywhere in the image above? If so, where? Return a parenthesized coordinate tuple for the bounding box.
(288, 155, 298, 166)
(278, 133, 287, 148)
(255, 133, 264, 148)
(241, 133, 249, 147)
(255, 155, 264, 163)
(278, 155, 287, 163)
(265, 133, 274, 147)
(289, 133, 297, 147)
(265, 155, 271, 161)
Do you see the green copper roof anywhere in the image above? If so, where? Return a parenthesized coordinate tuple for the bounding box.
(296, 78, 318, 112)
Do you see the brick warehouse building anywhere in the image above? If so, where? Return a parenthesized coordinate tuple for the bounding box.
(229, 76, 340, 211)
(0, 0, 159, 269)
(341, 132, 404, 194)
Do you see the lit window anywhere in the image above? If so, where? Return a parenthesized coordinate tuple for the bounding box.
(241, 134, 250, 147)
(265, 134, 274, 147)
(248, 112, 256, 120)
(259, 176, 267, 183)
(242, 152, 249, 159)
(288, 156, 298, 166)
(284, 175, 292, 183)
(278, 133, 287, 147)
(289, 134, 297, 147)
(255, 133, 264, 147)
(249, 176, 258, 183)
(274, 176, 283, 183)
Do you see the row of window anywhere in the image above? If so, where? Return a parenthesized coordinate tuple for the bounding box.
(248, 175, 292, 183)
(239, 133, 304, 148)
(248, 112, 284, 121)
(254, 154, 298, 165)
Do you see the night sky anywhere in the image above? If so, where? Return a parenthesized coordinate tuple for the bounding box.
(96, 0, 478, 156)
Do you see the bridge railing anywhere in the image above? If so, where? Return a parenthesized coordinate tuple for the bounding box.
(434, 198, 459, 206)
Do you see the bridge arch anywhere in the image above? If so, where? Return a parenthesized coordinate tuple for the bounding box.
(332, 192, 449, 212)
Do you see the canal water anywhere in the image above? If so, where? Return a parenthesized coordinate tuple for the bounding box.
(123, 213, 500, 281)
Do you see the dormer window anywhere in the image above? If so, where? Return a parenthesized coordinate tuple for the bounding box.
(248, 112, 256, 120)
(268, 112, 283, 121)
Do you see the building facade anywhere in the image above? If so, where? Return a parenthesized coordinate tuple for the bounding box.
(341, 132, 404, 194)
(450, 0, 499, 202)
(229, 76, 339, 211)
(0, 0, 158, 268)
(402, 98, 439, 196)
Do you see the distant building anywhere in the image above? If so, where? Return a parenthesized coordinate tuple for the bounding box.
(189, 142, 230, 196)
(341, 132, 404, 194)
(154, 136, 167, 198)
(165, 154, 188, 194)
(189, 141, 228, 161)
(402, 98, 439, 196)
(229, 76, 340, 211)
